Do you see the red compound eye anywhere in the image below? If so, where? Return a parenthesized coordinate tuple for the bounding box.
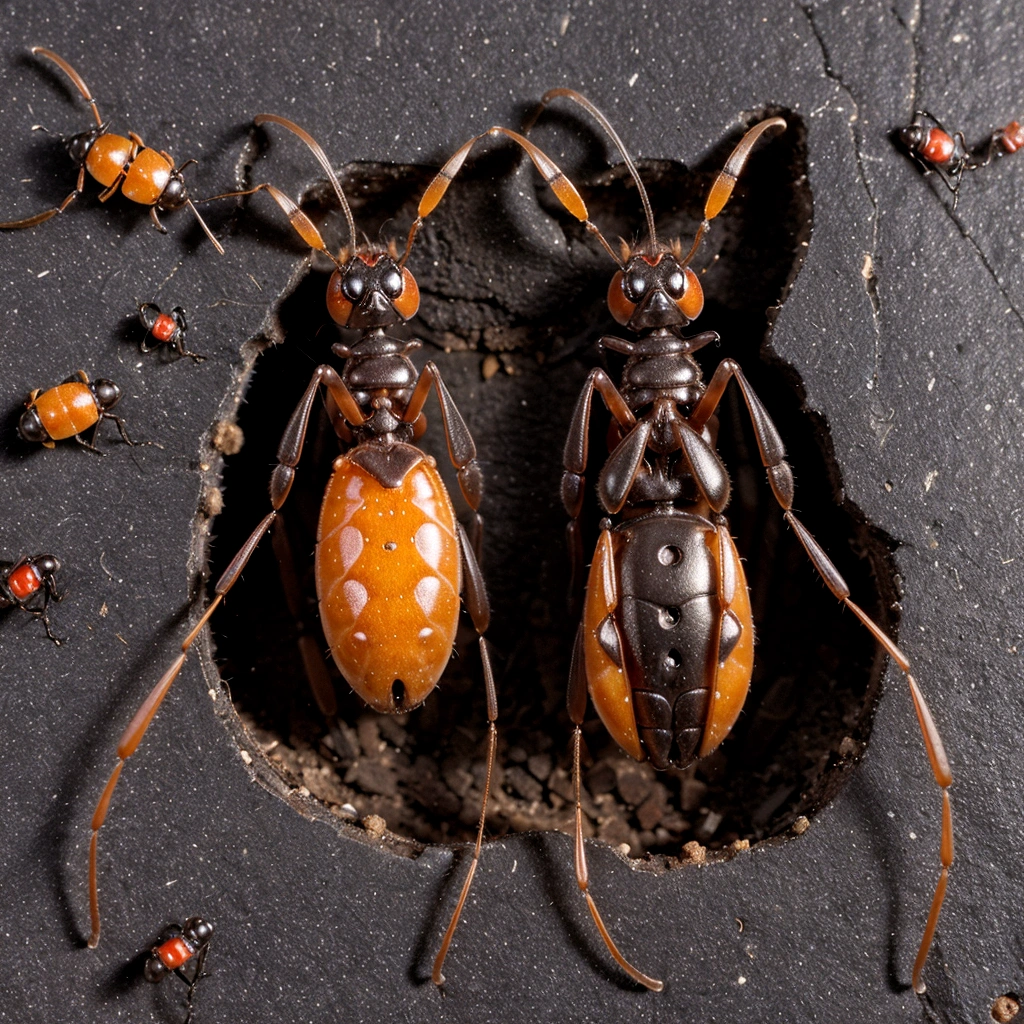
(391, 267, 420, 320)
(607, 271, 637, 326)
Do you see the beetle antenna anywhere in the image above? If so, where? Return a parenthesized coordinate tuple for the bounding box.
(31, 47, 103, 128)
(185, 200, 225, 255)
(525, 88, 658, 247)
(254, 114, 358, 255)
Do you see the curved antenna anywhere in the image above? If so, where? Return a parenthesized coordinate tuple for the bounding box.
(678, 115, 786, 268)
(400, 125, 623, 268)
(32, 47, 103, 128)
(254, 113, 358, 254)
(526, 88, 658, 247)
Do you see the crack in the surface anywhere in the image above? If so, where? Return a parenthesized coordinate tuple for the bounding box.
(955, 223, 1024, 333)
(797, 2, 893, 443)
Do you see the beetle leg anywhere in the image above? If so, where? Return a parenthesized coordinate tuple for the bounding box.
(148, 206, 168, 233)
(30, 49, 104, 127)
(74, 425, 106, 455)
(97, 169, 127, 203)
(697, 357, 952, 993)
(0, 164, 87, 229)
(784, 511, 953, 993)
(23, 587, 63, 645)
(270, 513, 353, 754)
(88, 365, 364, 946)
(432, 524, 497, 987)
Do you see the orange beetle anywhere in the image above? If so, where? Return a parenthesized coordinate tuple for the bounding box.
(84, 113, 583, 987)
(18, 369, 134, 453)
(0, 48, 223, 252)
(518, 89, 953, 996)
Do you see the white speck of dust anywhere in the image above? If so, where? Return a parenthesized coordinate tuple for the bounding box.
(909, 831, 917, 840)
(738, 976, 747, 985)
(628, 73, 639, 87)
(924, 470, 938, 492)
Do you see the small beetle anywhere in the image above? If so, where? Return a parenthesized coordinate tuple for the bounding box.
(18, 370, 134, 454)
(0, 554, 62, 643)
(898, 109, 1024, 208)
(138, 302, 205, 362)
(0, 48, 223, 252)
(145, 916, 213, 1024)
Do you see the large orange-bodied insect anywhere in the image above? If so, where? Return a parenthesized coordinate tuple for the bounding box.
(516, 89, 953, 994)
(85, 112, 593, 987)
(0, 48, 223, 252)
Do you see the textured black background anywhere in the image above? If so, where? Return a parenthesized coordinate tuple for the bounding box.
(0, 1, 1022, 1022)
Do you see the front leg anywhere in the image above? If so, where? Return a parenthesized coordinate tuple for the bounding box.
(402, 361, 484, 552)
(562, 367, 636, 607)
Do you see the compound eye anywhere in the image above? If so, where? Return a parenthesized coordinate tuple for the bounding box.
(342, 272, 365, 302)
(607, 270, 636, 326)
(382, 267, 403, 297)
(676, 267, 704, 321)
(665, 268, 686, 298)
(625, 271, 648, 302)
(391, 267, 420, 320)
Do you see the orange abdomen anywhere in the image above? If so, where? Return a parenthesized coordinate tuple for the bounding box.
(122, 148, 172, 205)
(32, 382, 99, 440)
(315, 450, 461, 713)
(85, 133, 133, 188)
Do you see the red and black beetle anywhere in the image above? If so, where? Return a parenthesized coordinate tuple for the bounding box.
(145, 916, 213, 1024)
(897, 109, 1024, 208)
(138, 302, 205, 362)
(0, 554, 62, 644)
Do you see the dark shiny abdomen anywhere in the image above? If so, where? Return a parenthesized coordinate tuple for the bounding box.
(616, 510, 717, 769)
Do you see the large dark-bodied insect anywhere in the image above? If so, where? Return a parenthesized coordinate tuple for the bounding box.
(519, 89, 953, 994)
(0, 553, 62, 643)
(18, 370, 135, 454)
(144, 916, 213, 1024)
(897, 109, 1024, 208)
(0, 48, 223, 252)
(85, 112, 575, 986)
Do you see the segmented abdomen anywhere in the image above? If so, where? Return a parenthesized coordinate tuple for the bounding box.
(316, 453, 461, 713)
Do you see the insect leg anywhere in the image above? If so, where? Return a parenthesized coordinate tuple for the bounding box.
(0, 164, 88, 229)
(566, 625, 664, 991)
(401, 361, 483, 552)
(696, 357, 952, 994)
(562, 368, 636, 609)
(431, 523, 497, 987)
(88, 365, 364, 948)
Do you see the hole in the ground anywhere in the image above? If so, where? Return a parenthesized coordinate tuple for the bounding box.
(208, 111, 893, 862)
